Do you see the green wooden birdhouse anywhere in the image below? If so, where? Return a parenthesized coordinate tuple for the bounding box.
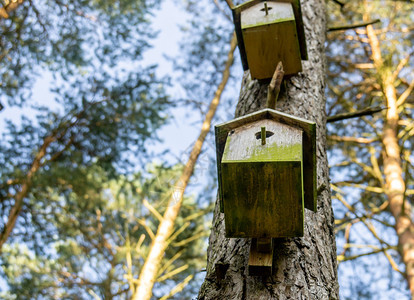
(232, 0, 307, 79)
(215, 109, 316, 239)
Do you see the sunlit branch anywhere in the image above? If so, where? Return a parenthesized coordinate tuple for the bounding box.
(397, 121, 414, 140)
(157, 264, 189, 282)
(0, 0, 24, 19)
(369, 146, 385, 187)
(143, 199, 164, 223)
(167, 222, 190, 245)
(136, 219, 155, 240)
(159, 274, 194, 300)
(172, 230, 207, 247)
(224, 0, 234, 9)
(336, 182, 384, 194)
(327, 106, 385, 123)
(213, 0, 232, 22)
(337, 245, 396, 264)
(328, 135, 377, 144)
(157, 249, 185, 278)
(328, 19, 380, 32)
(332, 185, 392, 247)
(397, 78, 414, 107)
(393, 52, 413, 81)
(349, 157, 384, 182)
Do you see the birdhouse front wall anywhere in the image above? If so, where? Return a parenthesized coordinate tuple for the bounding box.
(241, 1, 302, 79)
(220, 119, 304, 238)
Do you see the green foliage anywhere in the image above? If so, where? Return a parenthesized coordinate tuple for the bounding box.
(0, 0, 238, 298)
(172, 0, 238, 113)
(0, 164, 210, 299)
(0, 0, 159, 107)
(0, 0, 208, 298)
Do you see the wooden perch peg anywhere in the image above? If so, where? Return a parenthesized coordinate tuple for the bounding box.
(266, 62, 285, 109)
(248, 238, 273, 276)
(264, 2, 269, 15)
(261, 126, 266, 145)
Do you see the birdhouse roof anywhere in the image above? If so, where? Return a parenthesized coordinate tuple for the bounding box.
(232, 0, 307, 71)
(215, 108, 316, 212)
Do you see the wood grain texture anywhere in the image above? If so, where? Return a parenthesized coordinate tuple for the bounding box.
(199, 0, 339, 299)
(222, 161, 303, 238)
(232, 0, 307, 74)
(248, 238, 274, 276)
(243, 19, 302, 78)
(220, 119, 304, 238)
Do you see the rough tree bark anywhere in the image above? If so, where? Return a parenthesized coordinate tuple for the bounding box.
(198, 0, 339, 299)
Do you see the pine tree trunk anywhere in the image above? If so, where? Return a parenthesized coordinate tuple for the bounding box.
(366, 22, 414, 295)
(198, 0, 339, 299)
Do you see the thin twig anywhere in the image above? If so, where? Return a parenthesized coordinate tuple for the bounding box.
(327, 106, 386, 123)
(328, 135, 377, 144)
(330, 0, 345, 8)
(224, 0, 234, 9)
(328, 19, 381, 32)
(213, 0, 232, 22)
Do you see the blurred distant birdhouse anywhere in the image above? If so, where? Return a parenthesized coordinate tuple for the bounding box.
(215, 109, 316, 239)
(232, 0, 308, 79)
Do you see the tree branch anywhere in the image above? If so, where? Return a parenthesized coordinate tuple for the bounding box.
(266, 61, 284, 109)
(132, 32, 238, 300)
(0, 134, 55, 252)
(328, 135, 377, 144)
(0, 99, 104, 252)
(397, 78, 414, 107)
(224, 0, 234, 9)
(213, 0, 232, 22)
(328, 19, 381, 32)
(327, 106, 386, 123)
(0, 0, 25, 19)
(330, 0, 345, 7)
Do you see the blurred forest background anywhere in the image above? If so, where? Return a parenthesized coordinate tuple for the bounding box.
(0, 0, 413, 299)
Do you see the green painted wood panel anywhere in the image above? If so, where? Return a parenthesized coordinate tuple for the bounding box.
(221, 161, 304, 238)
(215, 109, 316, 213)
(242, 19, 302, 78)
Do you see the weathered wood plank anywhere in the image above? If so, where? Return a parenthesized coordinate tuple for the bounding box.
(241, 3, 301, 78)
(248, 238, 273, 276)
(257, 237, 273, 252)
(221, 161, 304, 238)
(222, 119, 302, 162)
